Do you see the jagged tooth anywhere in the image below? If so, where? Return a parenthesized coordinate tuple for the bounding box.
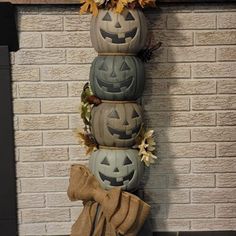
(118, 32, 125, 38)
(126, 130, 132, 135)
(113, 83, 120, 88)
(120, 86, 127, 92)
(102, 86, 108, 91)
(117, 177, 123, 182)
(125, 37, 132, 43)
(104, 180, 111, 185)
(105, 37, 112, 42)
(113, 134, 120, 139)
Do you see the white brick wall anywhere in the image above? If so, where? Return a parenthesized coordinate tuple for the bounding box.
(13, 3, 236, 235)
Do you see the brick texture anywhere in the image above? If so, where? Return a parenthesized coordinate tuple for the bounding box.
(14, 4, 236, 235)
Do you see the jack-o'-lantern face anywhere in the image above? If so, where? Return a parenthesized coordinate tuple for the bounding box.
(91, 103, 143, 147)
(99, 10, 138, 45)
(89, 149, 144, 191)
(90, 56, 144, 100)
(107, 106, 141, 140)
(90, 9, 148, 53)
(96, 56, 134, 93)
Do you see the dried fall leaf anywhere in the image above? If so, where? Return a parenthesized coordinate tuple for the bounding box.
(76, 131, 98, 155)
(80, 0, 99, 16)
(138, 0, 156, 8)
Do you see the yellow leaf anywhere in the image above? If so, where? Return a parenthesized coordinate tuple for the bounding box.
(80, 2, 90, 14)
(91, 2, 99, 16)
(115, 0, 128, 13)
(79, 0, 99, 16)
(138, 0, 156, 8)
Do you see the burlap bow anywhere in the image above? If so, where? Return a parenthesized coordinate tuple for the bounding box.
(67, 164, 150, 236)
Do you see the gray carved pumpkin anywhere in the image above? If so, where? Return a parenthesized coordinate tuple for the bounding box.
(90, 9, 148, 53)
(89, 148, 144, 191)
(91, 102, 143, 147)
(90, 56, 145, 101)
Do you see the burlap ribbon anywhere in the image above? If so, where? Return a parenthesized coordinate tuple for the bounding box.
(68, 164, 150, 236)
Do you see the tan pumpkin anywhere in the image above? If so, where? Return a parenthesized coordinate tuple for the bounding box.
(90, 9, 148, 53)
(91, 102, 143, 147)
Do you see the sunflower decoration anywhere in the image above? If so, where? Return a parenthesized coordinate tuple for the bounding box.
(133, 124, 157, 167)
(79, 0, 156, 15)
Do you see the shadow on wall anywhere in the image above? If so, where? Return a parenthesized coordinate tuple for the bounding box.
(141, 5, 190, 232)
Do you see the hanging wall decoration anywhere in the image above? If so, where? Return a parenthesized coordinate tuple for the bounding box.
(68, 0, 159, 235)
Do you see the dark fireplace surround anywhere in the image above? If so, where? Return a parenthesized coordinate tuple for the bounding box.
(0, 3, 18, 236)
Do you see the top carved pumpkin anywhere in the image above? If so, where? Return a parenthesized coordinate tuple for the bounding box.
(90, 9, 148, 53)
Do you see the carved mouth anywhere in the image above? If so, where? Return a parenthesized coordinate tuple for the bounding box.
(107, 126, 140, 139)
(100, 28, 137, 44)
(99, 170, 134, 186)
(96, 76, 133, 93)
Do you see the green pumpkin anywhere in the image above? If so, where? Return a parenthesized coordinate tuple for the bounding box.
(90, 9, 148, 53)
(89, 148, 144, 192)
(91, 102, 143, 147)
(90, 56, 145, 101)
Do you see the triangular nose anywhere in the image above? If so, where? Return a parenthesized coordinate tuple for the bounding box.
(115, 22, 121, 28)
(114, 167, 119, 172)
(111, 71, 116, 77)
(123, 120, 129, 126)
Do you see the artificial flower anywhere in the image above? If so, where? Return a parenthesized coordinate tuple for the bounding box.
(140, 151, 157, 167)
(76, 130, 98, 155)
(134, 126, 157, 167)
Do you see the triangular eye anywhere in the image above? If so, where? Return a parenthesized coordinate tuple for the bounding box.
(132, 109, 139, 118)
(99, 62, 108, 71)
(101, 156, 110, 165)
(123, 156, 132, 165)
(103, 12, 112, 21)
(120, 62, 130, 71)
(125, 12, 135, 21)
(108, 110, 120, 119)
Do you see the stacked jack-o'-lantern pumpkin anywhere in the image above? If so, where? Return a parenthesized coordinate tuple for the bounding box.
(67, 4, 158, 236)
(89, 9, 148, 193)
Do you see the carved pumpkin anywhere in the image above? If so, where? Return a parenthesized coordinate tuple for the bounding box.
(89, 148, 144, 191)
(90, 9, 148, 53)
(91, 102, 143, 147)
(90, 56, 145, 100)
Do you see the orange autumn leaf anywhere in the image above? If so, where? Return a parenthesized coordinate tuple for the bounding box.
(115, 0, 126, 13)
(79, 0, 99, 16)
(115, 0, 135, 13)
(138, 0, 156, 8)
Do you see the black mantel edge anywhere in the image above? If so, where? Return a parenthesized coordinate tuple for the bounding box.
(0, 2, 19, 52)
(0, 3, 18, 236)
(0, 46, 18, 236)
